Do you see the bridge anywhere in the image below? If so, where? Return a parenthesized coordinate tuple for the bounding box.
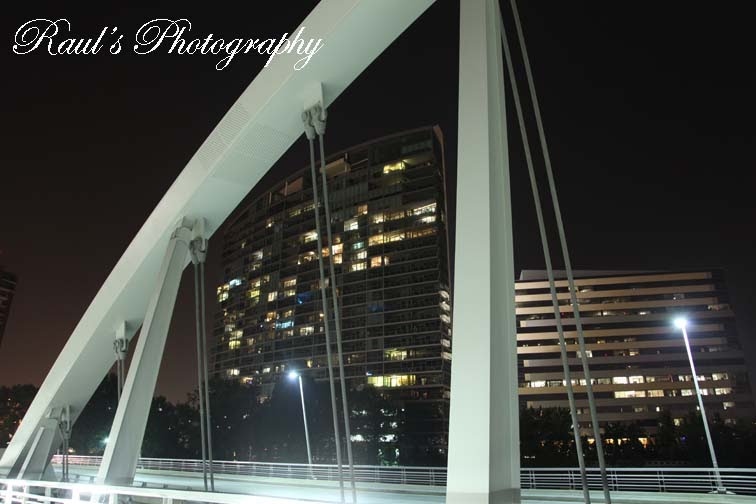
(2, 457, 755, 503)
(0, 0, 750, 503)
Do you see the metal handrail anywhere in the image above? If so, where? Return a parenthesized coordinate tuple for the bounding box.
(50, 455, 756, 495)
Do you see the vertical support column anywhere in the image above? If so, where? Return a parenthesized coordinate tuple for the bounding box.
(97, 217, 199, 485)
(446, 1, 519, 503)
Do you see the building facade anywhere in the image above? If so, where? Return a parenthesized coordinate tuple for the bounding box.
(213, 127, 452, 458)
(516, 270, 755, 434)
(0, 268, 17, 349)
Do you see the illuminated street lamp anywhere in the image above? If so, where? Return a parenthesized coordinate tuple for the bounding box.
(673, 317, 727, 493)
(288, 370, 313, 471)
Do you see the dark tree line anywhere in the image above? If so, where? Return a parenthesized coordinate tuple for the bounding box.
(2, 379, 756, 467)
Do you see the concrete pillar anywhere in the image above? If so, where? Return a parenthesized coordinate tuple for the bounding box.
(446, 1, 520, 503)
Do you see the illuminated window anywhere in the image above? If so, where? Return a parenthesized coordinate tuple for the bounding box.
(227, 368, 240, 377)
(357, 204, 368, 215)
(386, 211, 405, 221)
(614, 390, 646, 398)
(715, 387, 732, 395)
(418, 215, 436, 224)
(530, 381, 546, 388)
(247, 289, 261, 299)
(385, 349, 407, 361)
(349, 262, 366, 272)
(302, 231, 318, 243)
(411, 203, 436, 215)
(370, 256, 383, 268)
(283, 288, 296, 297)
(371, 213, 385, 224)
(352, 241, 365, 250)
(300, 326, 314, 336)
(266, 218, 274, 228)
(283, 309, 294, 318)
(332, 243, 343, 254)
(218, 291, 229, 302)
(252, 250, 264, 261)
(367, 374, 416, 388)
(382, 161, 405, 174)
(228, 278, 243, 288)
(681, 389, 694, 396)
(283, 277, 297, 288)
(440, 314, 451, 324)
(369, 234, 385, 246)
(612, 377, 628, 385)
(712, 373, 729, 381)
(265, 311, 277, 322)
(282, 329, 294, 338)
(334, 254, 343, 264)
(723, 402, 735, 410)
(647, 390, 664, 397)
(228, 340, 241, 350)
(345, 218, 359, 231)
(355, 251, 367, 260)
(386, 231, 405, 242)
(629, 376, 644, 384)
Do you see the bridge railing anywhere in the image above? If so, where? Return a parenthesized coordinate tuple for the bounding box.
(52, 455, 756, 495)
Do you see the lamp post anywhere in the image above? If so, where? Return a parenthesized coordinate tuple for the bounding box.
(289, 371, 314, 472)
(673, 317, 726, 493)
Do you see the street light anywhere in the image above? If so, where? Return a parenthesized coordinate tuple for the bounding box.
(288, 370, 313, 472)
(674, 317, 727, 493)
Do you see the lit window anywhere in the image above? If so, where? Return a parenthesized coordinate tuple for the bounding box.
(385, 349, 407, 361)
(218, 291, 229, 302)
(371, 213, 385, 224)
(228, 340, 241, 350)
(283, 288, 296, 297)
(349, 262, 366, 272)
(614, 390, 646, 398)
(334, 254, 343, 264)
(715, 388, 732, 395)
(647, 390, 664, 397)
(681, 389, 694, 396)
(283, 277, 297, 288)
(357, 204, 368, 215)
(252, 250, 264, 261)
(267, 291, 277, 302)
(712, 373, 729, 381)
(265, 311, 277, 322)
(410, 203, 436, 215)
(723, 402, 735, 410)
(228, 278, 243, 288)
(352, 241, 365, 250)
(369, 234, 385, 246)
(355, 251, 367, 260)
(227, 368, 240, 377)
(382, 161, 405, 174)
(530, 381, 546, 388)
(247, 289, 261, 299)
(629, 376, 644, 384)
(367, 374, 416, 388)
(386, 231, 405, 242)
(300, 326, 314, 336)
(302, 231, 318, 243)
(418, 215, 436, 225)
(612, 377, 628, 385)
(332, 243, 343, 254)
(370, 256, 382, 268)
(345, 218, 359, 231)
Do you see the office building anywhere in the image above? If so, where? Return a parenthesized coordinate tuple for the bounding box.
(213, 126, 452, 458)
(516, 270, 755, 433)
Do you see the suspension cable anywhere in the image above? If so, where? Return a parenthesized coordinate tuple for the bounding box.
(510, 1, 611, 501)
(313, 107, 358, 503)
(499, 14, 590, 504)
(199, 259, 215, 491)
(191, 252, 208, 491)
(303, 109, 346, 504)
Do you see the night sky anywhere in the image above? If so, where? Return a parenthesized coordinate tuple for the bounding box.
(1, 2, 754, 402)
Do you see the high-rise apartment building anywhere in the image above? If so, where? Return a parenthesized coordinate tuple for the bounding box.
(213, 126, 452, 457)
(0, 268, 17, 349)
(516, 270, 755, 433)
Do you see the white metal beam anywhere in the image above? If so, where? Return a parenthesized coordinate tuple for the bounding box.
(0, 0, 435, 480)
(446, 1, 520, 503)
